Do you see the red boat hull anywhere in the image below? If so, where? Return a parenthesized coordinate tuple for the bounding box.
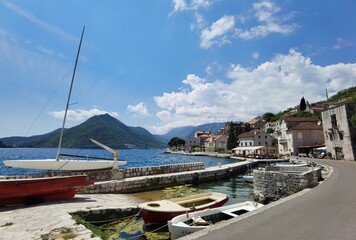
(0, 175, 93, 206)
(140, 197, 229, 225)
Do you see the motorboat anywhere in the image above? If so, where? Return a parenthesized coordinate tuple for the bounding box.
(138, 192, 229, 225)
(168, 201, 264, 239)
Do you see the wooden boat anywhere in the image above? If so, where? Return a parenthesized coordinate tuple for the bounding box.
(3, 27, 126, 172)
(138, 192, 229, 225)
(0, 175, 93, 206)
(168, 201, 264, 239)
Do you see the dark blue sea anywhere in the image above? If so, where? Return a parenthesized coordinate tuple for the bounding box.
(0, 148, 236, 176)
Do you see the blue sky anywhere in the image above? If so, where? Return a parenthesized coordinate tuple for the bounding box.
(0, 0, 355, 138)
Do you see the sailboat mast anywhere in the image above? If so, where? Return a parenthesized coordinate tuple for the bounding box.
(56, 26, 85, 160)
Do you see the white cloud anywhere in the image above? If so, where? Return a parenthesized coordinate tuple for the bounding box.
(333, 37, 355, 49)
(171, 0, 211, 14)
(252, 52, 260, 59)
(127, 102, 149, 116)
(235, 0, 298, 40)
(151, 49, 356, 134)
(200, 15, 235, 48)
(50, 108, 119, 121)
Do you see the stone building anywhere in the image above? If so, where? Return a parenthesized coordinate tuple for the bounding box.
(233, 130, 277, 157)
(321, 103, 356, 160)
(277, 117, 324, 156)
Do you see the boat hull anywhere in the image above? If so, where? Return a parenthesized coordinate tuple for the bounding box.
(0, 175, 92, 206)
(4, 159, 126, 171)
(168, 201, 264, 239)
(139, 192, 229, 225)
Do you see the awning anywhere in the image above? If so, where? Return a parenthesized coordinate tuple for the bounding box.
(232, 146, 264, 151)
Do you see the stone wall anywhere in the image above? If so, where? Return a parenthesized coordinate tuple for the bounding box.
(253, 166, 322, 204)
(79, 162, 255, 194)
(120, 162, 205, 178)
(71, 207, 140, 225)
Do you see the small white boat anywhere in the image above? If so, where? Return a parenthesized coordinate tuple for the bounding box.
(168, 201, 264, 239)
(138, 192, 229, 225)
(243, 174, 253, 183)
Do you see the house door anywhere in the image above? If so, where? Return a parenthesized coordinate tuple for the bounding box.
(335, 147, 343, 160)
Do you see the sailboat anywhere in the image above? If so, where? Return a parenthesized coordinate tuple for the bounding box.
(4, 26, 126, 172)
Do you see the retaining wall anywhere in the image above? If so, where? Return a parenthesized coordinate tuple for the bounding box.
(253, 166, 322, 204)
(79, 161, 256, 194)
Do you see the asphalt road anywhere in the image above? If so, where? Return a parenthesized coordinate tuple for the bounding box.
(192, 160, 356, 240)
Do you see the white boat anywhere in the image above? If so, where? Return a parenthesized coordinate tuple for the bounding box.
(168, 201, 264, 239)
(242, 174, 254, 183)
(4, 27, 126, 172)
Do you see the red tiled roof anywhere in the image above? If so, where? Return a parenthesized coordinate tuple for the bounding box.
(289, 122, 323, 130)
(238, 130, 260, 138)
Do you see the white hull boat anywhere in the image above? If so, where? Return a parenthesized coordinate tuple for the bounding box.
(243, 174, 254, 183)
(4, 158, 125, 171)
(168, 201, 264, 239)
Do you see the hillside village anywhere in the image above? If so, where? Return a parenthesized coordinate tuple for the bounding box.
(173, 91, 356, 161)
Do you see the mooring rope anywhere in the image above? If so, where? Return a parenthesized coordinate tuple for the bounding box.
(115, 208, 143, 233)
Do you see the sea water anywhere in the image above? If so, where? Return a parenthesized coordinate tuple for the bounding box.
(0, 148, 236, 175)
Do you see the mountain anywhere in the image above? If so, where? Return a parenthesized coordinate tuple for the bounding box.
(160, 122, 226, 141)
(1, 114, 166, 149)
(1, 129, 62, 147)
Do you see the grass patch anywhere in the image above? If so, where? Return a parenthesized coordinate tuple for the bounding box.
(1, 222, 13, 227)
(40, 227, 78, 240)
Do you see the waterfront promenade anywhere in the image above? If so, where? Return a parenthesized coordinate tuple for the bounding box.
(188, 159, 356, 240)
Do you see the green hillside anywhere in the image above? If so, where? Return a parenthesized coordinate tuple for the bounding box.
(1, 114, 166, 149)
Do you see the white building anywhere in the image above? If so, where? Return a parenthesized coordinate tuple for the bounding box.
(277, 117, 324, 156)
(233, 130, 276, 157)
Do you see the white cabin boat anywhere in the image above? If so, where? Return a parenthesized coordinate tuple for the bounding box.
(168, 201, 264, 239)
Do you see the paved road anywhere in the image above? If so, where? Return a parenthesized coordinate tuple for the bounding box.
(191, 160, 356, 240)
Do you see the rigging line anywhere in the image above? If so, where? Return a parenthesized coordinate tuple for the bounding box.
(24, 63, 74, 137)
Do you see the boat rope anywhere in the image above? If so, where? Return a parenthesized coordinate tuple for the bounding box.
(115, 208, 143, 233)
(85, 212, 141, 224)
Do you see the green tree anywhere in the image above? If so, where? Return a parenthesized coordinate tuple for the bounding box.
(226, 121, 238, 150)
(300, 97, 306, 111)
(168, 137, 186, 150)
(262, 112, 276, 122)
(352, 113, 356, 128)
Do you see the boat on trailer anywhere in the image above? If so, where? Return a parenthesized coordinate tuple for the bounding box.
(3, 26, 126, 172)
(168, 201, 264, 239)
(0, 175, 93, 206)
(138, 192, 229, 225)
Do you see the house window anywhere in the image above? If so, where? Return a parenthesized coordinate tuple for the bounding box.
(250, 142, 252, 146)
(331, 114, 337, 128)
(339, 132, 344, 140)
(298, 132, 303, 139)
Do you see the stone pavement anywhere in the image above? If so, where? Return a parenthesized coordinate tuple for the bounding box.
(0, 194, 143, 240)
